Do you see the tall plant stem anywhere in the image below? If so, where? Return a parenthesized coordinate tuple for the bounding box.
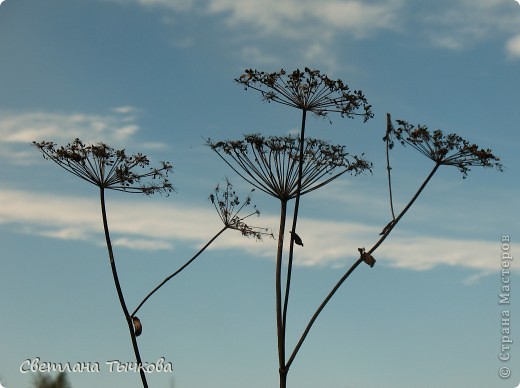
(99, 188, 148, 388)
(280, 109, 307, 387)
(132, 226, 228, 316)
(282, 108, 307, 332)
(286, 163, 440, 370)
(276, 199, 288, 386)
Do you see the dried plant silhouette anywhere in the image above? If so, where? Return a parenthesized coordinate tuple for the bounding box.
(33, 139, 268, 388)
(30, 67, 502, 388)
(34, 139, 173, 388)
(208, 67, 503, 388)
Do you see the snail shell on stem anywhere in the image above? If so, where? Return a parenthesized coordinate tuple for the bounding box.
(132, 316, 143, 337)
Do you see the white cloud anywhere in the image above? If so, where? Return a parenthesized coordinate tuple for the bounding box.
(101, 0, 194, 10)
(206, 0, 402, 37)
(506, 34, 520, 58)
(420, 0, 520, 51)
(0, 188, 221, 251)
(313, 1, 401, 37)
(0, 110, 139, 145)
(102, 0, 520, 64)
(0, 188, 510, 282)
(137, 0, 194, 10)
(103, 0, 403, 70)
(113, 237, 174, 250)
(205, 0, 402, 69)
(0, 108, 168, 164)
(378, 234, 497, 271)
(111, 105, 136, 114)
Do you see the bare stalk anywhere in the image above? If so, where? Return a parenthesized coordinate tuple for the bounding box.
(275, 199, 289, 384)
(278, 109, 307, 386)
(283, 109, 307, 331)
(132, 226, 228, 316)
(99, 188, 148, 388)
(286, 163, 440, 369)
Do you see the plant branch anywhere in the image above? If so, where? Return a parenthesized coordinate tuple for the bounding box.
(99, 188, 148, 388)
(286, 162, 441, 370)
(132, 226, 228, 317)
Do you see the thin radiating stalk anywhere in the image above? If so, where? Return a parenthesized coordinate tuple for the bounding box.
(286, 163, 440, 370)
(100, 188, 148, 388)
(132, 226, 228, 316)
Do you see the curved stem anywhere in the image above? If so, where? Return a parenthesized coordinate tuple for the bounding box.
(132, 226, 228, 316)
(99, 188, 148, 388)
(286, 257, 363, 370)
(286, 162, 441, 369)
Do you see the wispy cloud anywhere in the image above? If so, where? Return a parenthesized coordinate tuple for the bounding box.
(0, 188, 220, 251)
(0, 188, 508, 282)
(102, 0, 403, 71)
(104, 0, 520, 63)
(100, 0, 194, 10)
(0, 107, 139, 144)
(419, 0, 520, 52)
(0, 107, 167, 164)
(207, 0, 403, 70)
(206, 0, 402, 38)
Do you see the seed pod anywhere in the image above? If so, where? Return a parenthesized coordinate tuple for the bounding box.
(290, 231, 304, 247)
(358, 247, 376, 268)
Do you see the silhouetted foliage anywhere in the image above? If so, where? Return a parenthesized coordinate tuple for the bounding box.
(32, 65, 503, 388)
(32, 372, 71, 388)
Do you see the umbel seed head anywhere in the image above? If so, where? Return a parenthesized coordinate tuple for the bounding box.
(33, 138, 174, 194)
(236, 68, 373, 122)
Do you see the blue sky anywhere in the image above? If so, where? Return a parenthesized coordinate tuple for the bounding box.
(0, 0, 518, 387)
